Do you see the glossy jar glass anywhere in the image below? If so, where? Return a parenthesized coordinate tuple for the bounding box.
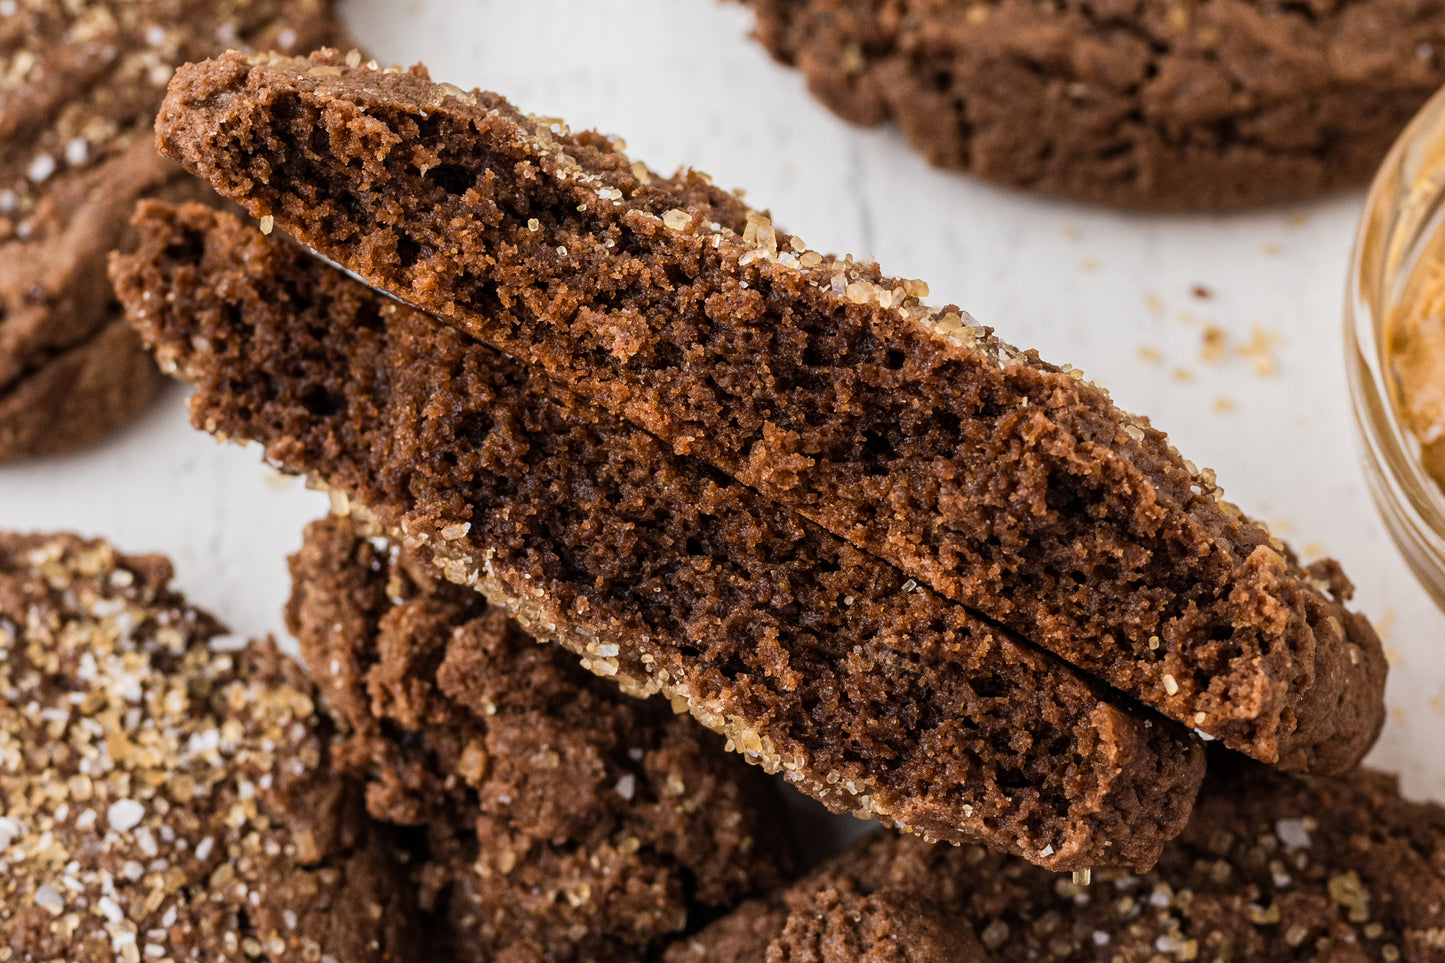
(1347, 82, 1445, 610)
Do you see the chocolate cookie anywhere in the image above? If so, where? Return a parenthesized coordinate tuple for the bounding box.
(0, 0, 342, 460)
(667, 884, 987, 963)
(153, 50, 1385, 773)
(738, 0, 1445, 209)
(674, 755, 1445, 961)
(0, 531, 424, 962)
(113, 200, 1207, 872)
(286, 514, 794, 962)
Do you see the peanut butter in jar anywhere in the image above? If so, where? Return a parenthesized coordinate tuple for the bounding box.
(1388, 227, 1445, 488)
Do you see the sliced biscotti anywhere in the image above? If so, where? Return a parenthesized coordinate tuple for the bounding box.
(113, 200, 1207, 872)
(286, 514, 794, 962)
(671, 756, 1445, 962)
(0, 531, 425, 962)
(155, 49, 1385, 773)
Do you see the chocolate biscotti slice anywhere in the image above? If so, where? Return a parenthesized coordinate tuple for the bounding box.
(155, 50, 1385, 773)
(287, 514, 794, 962)
(114, 200, 1207, 871)
(0, 1, 344, 460)
(671, 756, 1445, 962)
(0, 531, 424, 962)
(734, 0, 1445, 210)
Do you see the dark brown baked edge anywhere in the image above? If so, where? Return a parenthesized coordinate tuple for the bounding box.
(0, 312, 162, 460)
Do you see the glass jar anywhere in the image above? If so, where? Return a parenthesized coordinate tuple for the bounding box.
(1346, 82, 1445, 610)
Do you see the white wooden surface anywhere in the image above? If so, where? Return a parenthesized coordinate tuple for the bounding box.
(3, 0, 1441, 831)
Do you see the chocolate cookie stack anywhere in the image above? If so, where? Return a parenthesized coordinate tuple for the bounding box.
(0, 532, 424, 962)
(0, 0, 345, 461)
(115, 198, 1203, 875)
(88, 45, 1420, 963)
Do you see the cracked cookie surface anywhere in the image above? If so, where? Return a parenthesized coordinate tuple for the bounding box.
(286, 514, 795, 963)
(739, 0, 1445, 209)
(673, 754, 1445, 962)
(153, 50, 1384, 772)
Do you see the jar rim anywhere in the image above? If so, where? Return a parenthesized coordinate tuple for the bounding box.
(1346, 81, 1445, 608)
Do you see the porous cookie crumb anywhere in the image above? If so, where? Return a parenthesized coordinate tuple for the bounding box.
(285, 515, 793, 962)
(154, 50, 1384, 773)
(113, 201, 1207, 872)
(735, 0, 1445, 209)
(0, 0, 343, 460)
(674, 754, 1445, 961)
(0, 531, 424, 962)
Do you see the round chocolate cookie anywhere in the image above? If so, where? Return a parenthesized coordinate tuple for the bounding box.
(0, 0, 342, 460)
(674, 751, 1445, 961)
(738, 0, 1445, 209)
(0, 532, 424, 962)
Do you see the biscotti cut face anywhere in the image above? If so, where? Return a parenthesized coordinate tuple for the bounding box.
(155, 50, 1386, 774)
(0, 532, 424, 963)
(0, 0, 343, 460)
(735, 0, 1445, 210)
(286, 515, 794, 963)
(672, 756, 1445, 962)
(114, 201, 1207, 872)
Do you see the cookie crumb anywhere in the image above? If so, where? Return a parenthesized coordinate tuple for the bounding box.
(1201, 326, 1228, 363)
(1237, 325, 1281, 376)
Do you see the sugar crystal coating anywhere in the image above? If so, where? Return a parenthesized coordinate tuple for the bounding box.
(0, 531, 424, 962)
